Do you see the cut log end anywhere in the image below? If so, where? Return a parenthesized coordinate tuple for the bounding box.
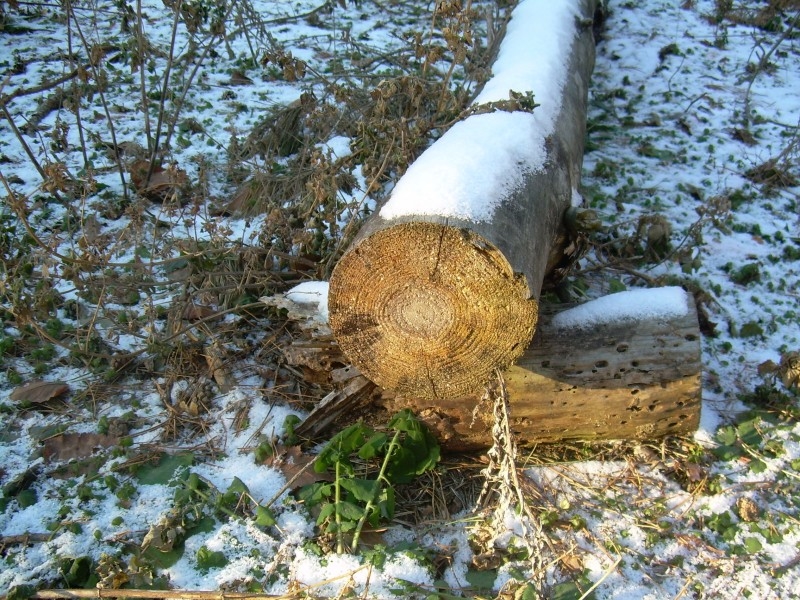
(328, 222, 537, 399)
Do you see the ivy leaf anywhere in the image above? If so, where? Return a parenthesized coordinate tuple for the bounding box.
(297, 482, 332, 506)
(314, 423, 370, 473)
(358, 432, 388, 460)
(137, 453, 194, 485)
(255, 505, 276, 527)
(227, 477, 250, 495)
(340, 478, 378, 503)
(715, 425, 737, 446)
(337, 500, 366, 521)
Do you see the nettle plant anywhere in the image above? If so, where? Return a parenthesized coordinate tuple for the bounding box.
(298, 410, 440, 554)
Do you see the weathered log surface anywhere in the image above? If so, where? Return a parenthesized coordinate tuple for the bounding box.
(291, 298, 702, 451)
(328, 0, 598, 400)
(383, 302, 702, 450)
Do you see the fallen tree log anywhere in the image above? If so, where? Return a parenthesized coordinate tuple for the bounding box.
(291, 288, 702, 450)
(328, 0, 598, 400)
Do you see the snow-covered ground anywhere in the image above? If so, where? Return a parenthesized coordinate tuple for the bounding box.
(1, 0, 799, 598)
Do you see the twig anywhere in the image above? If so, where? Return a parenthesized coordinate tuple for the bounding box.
(0, 103, 49, 185)
(741, 9, 800, 130)
(136, 0, 153, 153)
(577, 556, 622, 600)
(64, 3, 89, 169)
(23, 590, 292, 600)
(0, 66, 84, 104)
(146, 0, 183, 183)
(0, 533, 55, 546)
(67, 3, 129, 201)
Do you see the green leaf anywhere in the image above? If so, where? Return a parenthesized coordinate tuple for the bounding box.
(516, 583, 540, 600)
(60, 556, 96, 588)
(358, 432, 388, 460)
(608, 278, 627, 293)
(186, 472, 202, 491)
(227, 476, 250, 495)
(712, 444, 742, 461)
(376, 485, 395, 521)
(337, 500, 366, 521)
(316, 503, 336, 525)
(340, 478, 379, 503)
(137, 453, 194, 485)
(739, 321, 763, 338)
(187, 516, 216, 536)
(743, 537, 762, 554)
(464, 568, 496, 591)
(387, 409, 416, 432)
(143, 543, 185, 569)
(749, 458, 767, 474)
(297, 482, 332, 506)
(6, 586, 36, 600)
(736, 419, 763, 447)
(196, 546, 228, 571)
(314, 423, 370, 473)
(255, 505, 276, 527)
(715, 425, 737, 446)
(16, 488, 37, 508)
(552, 579, 595, 600)
(362, 545, 388, 569)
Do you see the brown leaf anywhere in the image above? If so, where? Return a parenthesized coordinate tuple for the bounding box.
(129, 160, 188, 203)
(183, 302, 216, 321)
(42, 432, 119, 462)
(227, 69, 253, 86)
(204, 341, 235, 394)
(10, 381, 69, 404)
(265, 445, 330, 490)
(559, 553, 584, 574)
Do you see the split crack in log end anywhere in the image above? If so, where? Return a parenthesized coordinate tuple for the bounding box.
(328, 222, 537, 400)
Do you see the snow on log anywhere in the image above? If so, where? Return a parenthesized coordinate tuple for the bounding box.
(376, 288, 702, 450)
(329, 0, 598, 399)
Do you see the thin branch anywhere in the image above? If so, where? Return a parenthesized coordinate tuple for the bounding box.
(146, 0, 183, 182)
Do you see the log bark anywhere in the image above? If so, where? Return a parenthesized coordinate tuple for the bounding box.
(328, 0, 598, 400)
(291, 298, 702, 451)
(381, 301, 702, 451)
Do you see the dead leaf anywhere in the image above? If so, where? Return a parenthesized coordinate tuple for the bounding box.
(142, 515, 184, 552)
(683, 462, 707, 483)
(204, 341, 235, 394)
(559, 553, 584, 574)
(265, 445, 331, 490)
(10, 381, 69, 405)
(736, 496, 760, 522)
(227, 69, 253, 86)
(129, 160, 188, 203)
(183, 302, 216, 321)
(42, 432, 119, 462)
